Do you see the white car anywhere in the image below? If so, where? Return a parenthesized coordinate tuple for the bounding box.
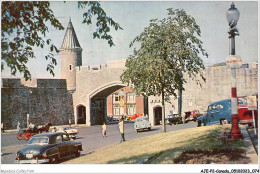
(56, 127, 79, 139)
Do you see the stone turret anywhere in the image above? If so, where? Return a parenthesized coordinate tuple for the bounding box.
(60, 18, 82, 91)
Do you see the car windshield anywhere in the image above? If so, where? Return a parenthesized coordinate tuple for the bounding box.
(137, 117, 148, 121)
(28, 137, 49, 145)
(238, 98, 247, 105)
(64, 127, 72, 131)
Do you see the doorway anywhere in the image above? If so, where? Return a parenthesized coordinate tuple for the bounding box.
(154, 106, 162, 125)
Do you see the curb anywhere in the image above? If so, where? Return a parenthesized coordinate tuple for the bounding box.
(246, 127, 258, 155)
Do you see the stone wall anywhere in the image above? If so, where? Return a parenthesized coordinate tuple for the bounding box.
(1, 78, 74, 129)
(182, 63, 258, 114)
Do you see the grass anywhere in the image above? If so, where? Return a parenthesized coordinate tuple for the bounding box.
(62, 125, 245, 164)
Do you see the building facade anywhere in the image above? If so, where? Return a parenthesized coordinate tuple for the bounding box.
(106, 87, 145, 119)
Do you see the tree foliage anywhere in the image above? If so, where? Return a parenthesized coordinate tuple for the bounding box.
(120, 8, 208, 132)
(1, 1, 122, 80)
(121, 8, 208, 99)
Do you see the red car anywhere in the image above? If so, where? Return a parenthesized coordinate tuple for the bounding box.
(127, 113, 143, 120)
(184, 110, 203, 122)
(238, 95, 258, 127)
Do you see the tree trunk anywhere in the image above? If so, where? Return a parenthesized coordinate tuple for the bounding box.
(161, 87, 166, 133)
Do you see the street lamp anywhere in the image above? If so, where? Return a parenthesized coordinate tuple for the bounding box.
(226, 2, 243, 139)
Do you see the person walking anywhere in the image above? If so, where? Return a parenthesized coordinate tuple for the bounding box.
(102, 122, 107, 138)
(1, 122, 4, 133)
(17, 121, 20, 130)
(118, 117, 125, 142)
(69, 118, 72, 127)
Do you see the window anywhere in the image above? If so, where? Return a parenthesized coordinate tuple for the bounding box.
(113, 94, 120, 103)
(55, 135, 62, 144)
(212, 104, 224, 110)
(69, 65, 73, 71)
(127, 93, 136, 103)
(113, 104, 124, 116)
(127, 105, 136, 115)
(62, 134, 70, 141)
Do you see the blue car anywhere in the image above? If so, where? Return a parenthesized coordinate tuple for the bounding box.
(198, 99, 246, 126)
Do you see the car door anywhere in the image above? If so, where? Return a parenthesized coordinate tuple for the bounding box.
(55, 135, 67, 158)
(61, 134, 72, 157)
(207, 105, 215, 125)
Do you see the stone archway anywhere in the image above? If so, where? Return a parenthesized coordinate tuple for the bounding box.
(89, 82, 127, 125)
(77, 105, 86, 124)
(153, 106, 162, 125)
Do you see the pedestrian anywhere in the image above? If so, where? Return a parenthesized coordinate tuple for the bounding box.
(118, 117, 125, 142)
(52, 127, 57, 132)
(69, 118, 72, 127)
(102, 122, 107, 138)
(1, 122, 4, 133)
(17, 121, 20, 130)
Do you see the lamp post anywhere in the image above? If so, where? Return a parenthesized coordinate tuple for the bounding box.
(226, 2, 243, 139)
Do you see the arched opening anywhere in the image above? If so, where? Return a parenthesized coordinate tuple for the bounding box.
(77, 105, 86, 124)
(154, 106, 162, 125)
(90, 83, 126, 125)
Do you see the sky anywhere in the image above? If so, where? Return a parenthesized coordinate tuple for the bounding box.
(1, 1, 258, 79)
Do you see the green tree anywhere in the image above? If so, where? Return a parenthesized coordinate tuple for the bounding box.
(120, 8, 208, 132)
(1, 1, 122, 80)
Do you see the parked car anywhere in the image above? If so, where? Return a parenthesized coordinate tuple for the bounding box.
(184, 110, 203, 123)
(134, 116, 151, 132)
(14, 132, 82, 164)
(127, 113, 143, 121)
(161, 114, 183, 125)
(198, 97, 258, 126)
(56, 126, 79, 139)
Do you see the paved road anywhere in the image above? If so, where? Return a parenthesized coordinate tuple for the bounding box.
(1, 121, 197, 164)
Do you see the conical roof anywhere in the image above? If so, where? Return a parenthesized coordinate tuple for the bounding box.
(60, 19, 82, 51)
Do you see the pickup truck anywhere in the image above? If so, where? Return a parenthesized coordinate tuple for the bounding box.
(184, 110, 203, 123)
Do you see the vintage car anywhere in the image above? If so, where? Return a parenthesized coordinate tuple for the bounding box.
(160, 114, 183, 125)
(15, 132, 82, 164)
(168, 114, 183, 125)
(184, 110, 203, 123)
(56, 127, 79, 139)
(134, 117, 151, 132)
(198, 97, 258, 126)
(127, 113, 143, 121)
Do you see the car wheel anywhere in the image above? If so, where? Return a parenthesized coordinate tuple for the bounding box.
(17, 133, 23, 140)
(50, 154, 59, 164)
(148, 127, 151, 131)
(220, 119, 227, 125)
(75, 149, 81, 157)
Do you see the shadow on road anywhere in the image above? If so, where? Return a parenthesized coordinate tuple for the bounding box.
(1, 152, 13, 156)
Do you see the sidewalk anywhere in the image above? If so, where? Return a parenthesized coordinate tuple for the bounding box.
(240, 125, 258, 164)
